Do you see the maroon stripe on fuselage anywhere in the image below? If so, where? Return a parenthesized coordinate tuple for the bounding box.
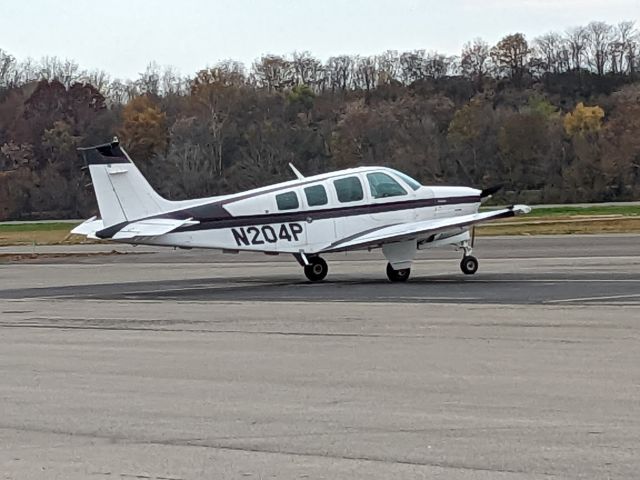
(174, 195, 480, 232)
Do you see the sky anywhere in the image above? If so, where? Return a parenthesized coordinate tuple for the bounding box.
(2, 0, 639, 80)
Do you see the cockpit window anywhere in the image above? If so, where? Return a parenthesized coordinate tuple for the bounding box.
(276, 191, 299, 210)
(389, 169, 421, 191)
(333, 176, 364, 203)
(366, 172, 408, 199)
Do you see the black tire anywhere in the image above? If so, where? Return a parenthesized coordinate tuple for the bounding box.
(304, 257, 328, 282)
(460, 255, 479, 275)
(386, 263, 411, 282)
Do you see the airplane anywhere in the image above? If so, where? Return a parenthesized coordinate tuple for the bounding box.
(72, 138, 531, 282)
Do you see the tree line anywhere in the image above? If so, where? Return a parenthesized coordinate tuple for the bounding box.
(1, 20, 639, 220)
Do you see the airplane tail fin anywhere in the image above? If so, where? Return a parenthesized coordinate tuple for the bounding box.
(78, 139, 174, 228)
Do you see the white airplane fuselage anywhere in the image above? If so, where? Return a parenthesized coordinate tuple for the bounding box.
(107, 166, 481, 255)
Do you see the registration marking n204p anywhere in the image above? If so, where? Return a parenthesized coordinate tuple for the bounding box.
(232, 223, 304, 246)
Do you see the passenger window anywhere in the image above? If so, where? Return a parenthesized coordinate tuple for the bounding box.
(366, 172, 408, 199)
(276, 191, 299, 210)
(304, 185, 328, 207)
(334, 176, 364, 203)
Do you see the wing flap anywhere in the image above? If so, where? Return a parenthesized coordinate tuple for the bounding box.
(324, 205, 531, 251)
(112, 218, 199, 239)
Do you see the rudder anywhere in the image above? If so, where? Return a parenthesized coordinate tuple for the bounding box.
(79, 139, 173, 227)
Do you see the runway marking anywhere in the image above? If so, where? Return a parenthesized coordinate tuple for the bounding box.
(546, 293, 640, 304)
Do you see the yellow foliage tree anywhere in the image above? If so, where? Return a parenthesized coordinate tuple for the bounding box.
(119, 95, 167, 161)
(564, 102, 605, 136)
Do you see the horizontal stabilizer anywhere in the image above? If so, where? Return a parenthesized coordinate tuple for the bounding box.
(70, 216, 105, 239)
(112, 218, 199, 239)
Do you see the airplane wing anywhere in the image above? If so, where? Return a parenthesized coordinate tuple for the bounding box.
(323, 204, 531, 252)
(111, 218, 199, 239)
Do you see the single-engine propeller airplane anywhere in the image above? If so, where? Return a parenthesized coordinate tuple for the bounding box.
(72, 138, 531, 282)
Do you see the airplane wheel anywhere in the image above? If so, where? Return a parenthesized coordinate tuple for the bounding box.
(460, 255, 479, 275)
(386, 263, 411, 282)
(304, 257, 328, 282)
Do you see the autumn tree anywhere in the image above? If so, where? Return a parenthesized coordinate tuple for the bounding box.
(119, 95, 167, 161)
(563, 102, 605, 136)
(447, 98, 501, 182)
(598, 85, 640, 197)
(251, 55, 293, 92)
(491, 33, 531, 86)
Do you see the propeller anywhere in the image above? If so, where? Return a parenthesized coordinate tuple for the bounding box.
(480, 184, 503, 200)
(473, 184, 503, 247)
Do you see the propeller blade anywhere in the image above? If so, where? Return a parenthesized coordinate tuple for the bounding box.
(481, 184, 503, 198)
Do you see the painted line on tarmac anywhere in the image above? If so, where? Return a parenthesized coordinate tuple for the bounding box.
(546, 293, 640, 304)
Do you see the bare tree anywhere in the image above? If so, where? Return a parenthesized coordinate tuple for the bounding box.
(534, 32, 569, 74)
(424, 52, 454, 78)
(83, 69, 111, 95)
(106, 79, 128, 104)
(291, 51, 323, 89)
(461, 39, 490, 88)
(376, 50, 400, 84)
(566, 26, 589, 71)
(614, 21, 639, 74)
(399, 50, 426, 84)
(38, 56, 83, 87)
(354, 56, 377, 91)
(0, 49, 16, 88)
(137, 61, 161, 96)
(586, 21, 614, 75)
(160, 66, 184, 96)
(325, 55, 355, 92)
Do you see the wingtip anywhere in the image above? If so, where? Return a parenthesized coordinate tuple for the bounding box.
(512, 204, 532, 215)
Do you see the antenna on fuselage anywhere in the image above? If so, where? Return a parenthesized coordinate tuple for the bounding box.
(289, 163, 305, 180)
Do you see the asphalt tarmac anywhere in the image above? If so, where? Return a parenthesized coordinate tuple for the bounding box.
(1, 235, 639, 479)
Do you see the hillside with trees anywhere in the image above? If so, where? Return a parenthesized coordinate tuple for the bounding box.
(1, 20, 639, 220)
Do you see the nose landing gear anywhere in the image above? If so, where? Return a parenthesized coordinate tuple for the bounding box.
(303, 256, 329, 282)
(386, 263, 411, 282)
(460, 255, 479, 275)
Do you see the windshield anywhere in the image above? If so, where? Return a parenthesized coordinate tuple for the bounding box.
(389, 169, 421, 191)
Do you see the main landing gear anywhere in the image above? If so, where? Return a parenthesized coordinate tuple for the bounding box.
(459, 241, 479, 275)
(386, 263, 411, 282)
(303, 256, 329, 282)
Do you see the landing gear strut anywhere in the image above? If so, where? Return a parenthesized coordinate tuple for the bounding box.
(386, 263, 411, 282)
(304, 256, 328, 282)
(458, 240, 479, 275)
